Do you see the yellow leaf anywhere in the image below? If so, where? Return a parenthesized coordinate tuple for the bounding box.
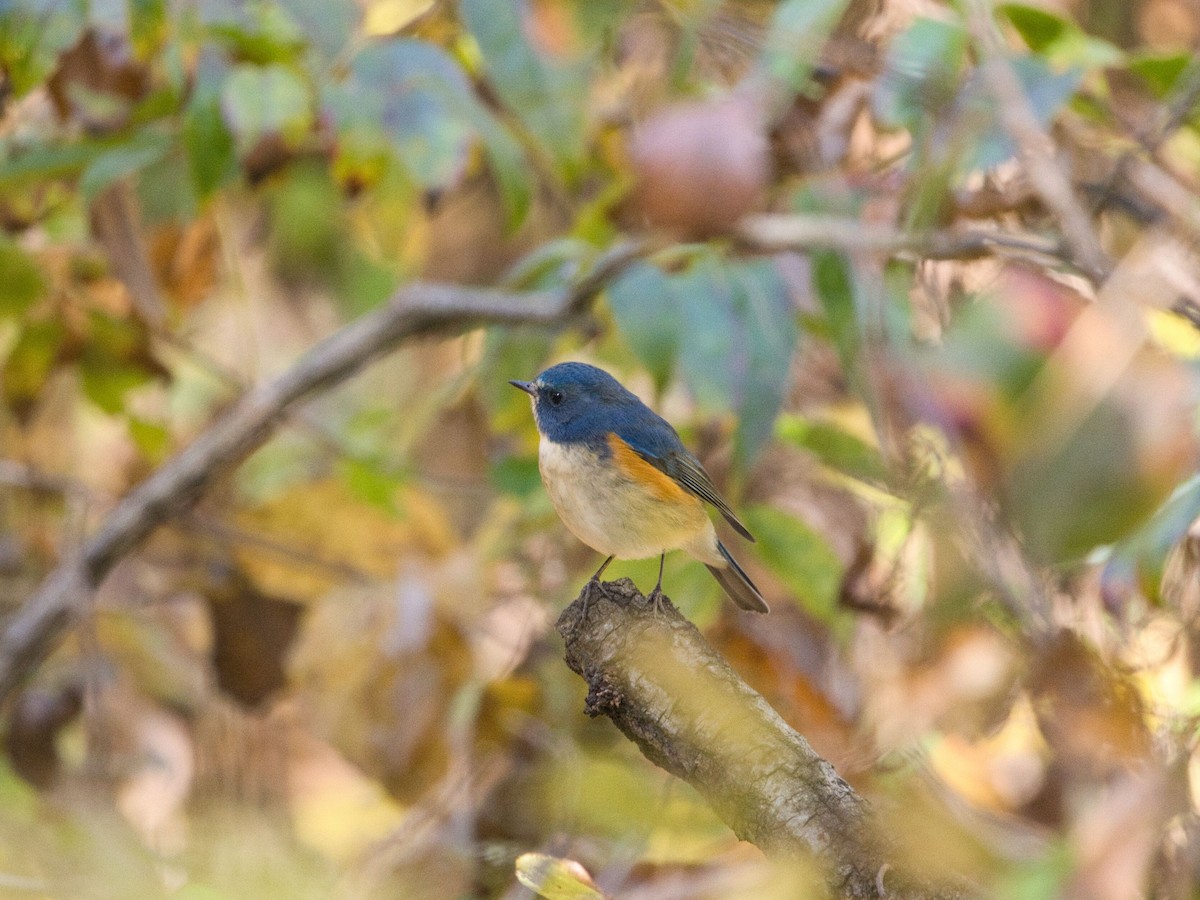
(233, 479, 414, 602)
(1146, 308, 1200, 360)
(514, 853, 604, 900)
(363, 0, 435, 35)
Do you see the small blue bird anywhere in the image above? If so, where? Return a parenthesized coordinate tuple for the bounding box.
(510, 362, 768, 614)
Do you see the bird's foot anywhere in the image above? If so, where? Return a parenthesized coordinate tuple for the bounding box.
(647, 587, 670, 616)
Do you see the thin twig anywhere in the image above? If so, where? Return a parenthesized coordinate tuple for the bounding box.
(1118, 155, 1200, 247)
(737, 213, 1066, 263)
(964, 0, 1111, 282)
(181, 512, 377, 584)
(1058, 113, 1200, 250)
(0, 241, 645, 704)
(0, 461, 89, 498)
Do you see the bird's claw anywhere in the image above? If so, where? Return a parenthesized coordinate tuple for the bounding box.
(647, 588, 669, 616)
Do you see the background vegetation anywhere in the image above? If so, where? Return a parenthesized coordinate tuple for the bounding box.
(2, 0, 1200, 896)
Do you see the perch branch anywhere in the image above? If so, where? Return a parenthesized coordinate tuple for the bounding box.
(557, 578, 968, 900)
(0, 242, 643, 704)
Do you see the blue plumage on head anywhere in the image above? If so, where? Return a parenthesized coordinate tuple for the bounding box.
(522, 362, 677, 452)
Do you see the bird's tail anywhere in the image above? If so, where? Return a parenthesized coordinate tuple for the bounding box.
(706, 541, 769, 613)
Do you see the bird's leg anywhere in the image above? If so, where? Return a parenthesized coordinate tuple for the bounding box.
(581, 555, 614, 619)
(647, 553, 668, 615)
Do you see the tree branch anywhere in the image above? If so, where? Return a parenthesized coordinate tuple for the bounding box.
(965, 0, 1112, 282)
(557, 579, 969, 900)
(737, 213, 1067, 264)
(0, 242, 643, 704)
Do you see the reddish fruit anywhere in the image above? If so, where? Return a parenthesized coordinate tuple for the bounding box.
(628, 97, 769, 237)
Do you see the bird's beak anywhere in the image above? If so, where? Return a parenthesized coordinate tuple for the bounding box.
(509, 380, 536, 396)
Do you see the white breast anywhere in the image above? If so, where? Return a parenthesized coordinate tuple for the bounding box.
(538, 438, 714, 561)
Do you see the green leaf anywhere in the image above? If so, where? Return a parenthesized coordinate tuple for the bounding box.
(0, 1, 85, 98)
(267, 162, 343, 279)
(994, 841, 1073, 900)
(78, 312, 160, 414)
(776, 415, 887, 485)
(812, 251, 859, 376)
(874, 16, 967, 129)
(129, 0, 168, 56)
(207, 2, 307, 65)
(1018, 54, 1086, 124)
(756, 0, 850, 97)
(1008, 400, 1159, 563)
(999, 4, 1066, 51)
(999, 4, 1123, 69)
(730, 259, 795, 465)
(335, 39, 532, 225)
(882, 259, 915, 345)
(220, 63, 312, 151)
(503, 238, 591, 289)
(468, 100, 535, 227)
(79, 131, 171, 202)
(1126, 52, 1193, 97)
(514, 853, 604, 900)
(1103, 474, 1200, 602)
(460, 0, 586, 177)
(128, 416, 170, 463)
(675, 253, 796, 465)
(86, 308, 148, 359)
(676, 253, 737, 411)
(2, 320, 64, 411)
(966, 56, 1082, 170)
(743, 504, 843, 622)
(338, 40, 476, 191)
(0, 240, 46, 317)
(183, 84, 237, 198)
(337, 457, 402, 515)
(338, 247, 397, 316)
(606, 262, 679, 393)
(0, 140, 107, 191)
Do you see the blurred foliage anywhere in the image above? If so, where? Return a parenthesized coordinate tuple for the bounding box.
(2, 0, 1200, 897)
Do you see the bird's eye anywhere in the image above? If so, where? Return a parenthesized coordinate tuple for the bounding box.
(548, 390, 564, 406)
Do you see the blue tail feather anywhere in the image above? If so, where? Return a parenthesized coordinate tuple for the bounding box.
(707, 541, 769, 613)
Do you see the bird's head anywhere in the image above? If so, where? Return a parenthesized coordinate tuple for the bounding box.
(510, 362, 636, 440)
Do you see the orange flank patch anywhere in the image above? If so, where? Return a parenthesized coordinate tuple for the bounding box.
(606, 434, 699, 506)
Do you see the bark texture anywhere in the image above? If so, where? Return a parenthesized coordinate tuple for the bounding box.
(557, 578, 967, 900)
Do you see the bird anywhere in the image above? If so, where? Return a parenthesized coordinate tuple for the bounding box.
(510, 361, 769, 615)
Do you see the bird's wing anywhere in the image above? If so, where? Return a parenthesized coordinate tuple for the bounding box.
(617, 421, 755, 543)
